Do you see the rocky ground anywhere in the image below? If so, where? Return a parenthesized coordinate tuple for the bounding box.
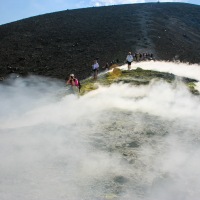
(0, 2, 200, 81)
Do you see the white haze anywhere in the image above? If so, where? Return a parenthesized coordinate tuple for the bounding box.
(122, 60, 200, 81)
(91, 0, 186, 7)
(0, 61, 200, 200)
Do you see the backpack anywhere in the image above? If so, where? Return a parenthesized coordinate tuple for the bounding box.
(75, 78, 81, 91)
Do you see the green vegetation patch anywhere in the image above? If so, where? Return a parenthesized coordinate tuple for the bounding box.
(79, 67, 199, 95)
(187, 82, 200, 95)
(79, 78, 99, 95)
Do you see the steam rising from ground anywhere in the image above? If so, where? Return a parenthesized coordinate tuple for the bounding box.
(130, 60, 200, 81)
(0, 62, 200, 200)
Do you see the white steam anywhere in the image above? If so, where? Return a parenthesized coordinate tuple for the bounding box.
(0, 61, 200, 200)
(90, 0, 186, 7)
(127, 60, 200, 81)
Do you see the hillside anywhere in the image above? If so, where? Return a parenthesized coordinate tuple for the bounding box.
(0, 2, 200, 80)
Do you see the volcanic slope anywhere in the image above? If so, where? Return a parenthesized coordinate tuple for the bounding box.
(0, 3, 200, 80)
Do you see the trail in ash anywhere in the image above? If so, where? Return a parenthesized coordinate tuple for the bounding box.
(0, 61, 200, 200)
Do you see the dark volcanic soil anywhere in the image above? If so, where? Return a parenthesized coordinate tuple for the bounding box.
(0, 3, 200, 80)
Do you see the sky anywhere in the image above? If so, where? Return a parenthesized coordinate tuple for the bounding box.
(0, 0, 199, 25)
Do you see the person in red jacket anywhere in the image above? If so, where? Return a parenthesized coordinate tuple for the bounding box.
(66, 74, 81, 93)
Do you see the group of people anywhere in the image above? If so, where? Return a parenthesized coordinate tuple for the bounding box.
(66, 51, 154, 93)
(126, 51, 154, 70)
(132, 52, 154, 62)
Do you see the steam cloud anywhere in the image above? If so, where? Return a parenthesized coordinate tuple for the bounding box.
(0, 61, 200, 200)
(91, 0, 185, 7)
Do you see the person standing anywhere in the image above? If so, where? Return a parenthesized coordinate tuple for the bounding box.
(66, 74, 80, 94)
(92, 59, 99, 80)
(126, 52, 133, 70)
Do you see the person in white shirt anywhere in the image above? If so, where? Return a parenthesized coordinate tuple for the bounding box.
(126, 52, 133, 70)
(92, 59, 99, 80)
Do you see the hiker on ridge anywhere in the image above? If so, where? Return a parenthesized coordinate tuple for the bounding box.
(126, 52, 133, 70)
(66, 74, 81, 93)
(92, 59, 99, 80)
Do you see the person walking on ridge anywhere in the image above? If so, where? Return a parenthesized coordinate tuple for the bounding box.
(126, 52, 133, 70)
(92, 59, 99, 80)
